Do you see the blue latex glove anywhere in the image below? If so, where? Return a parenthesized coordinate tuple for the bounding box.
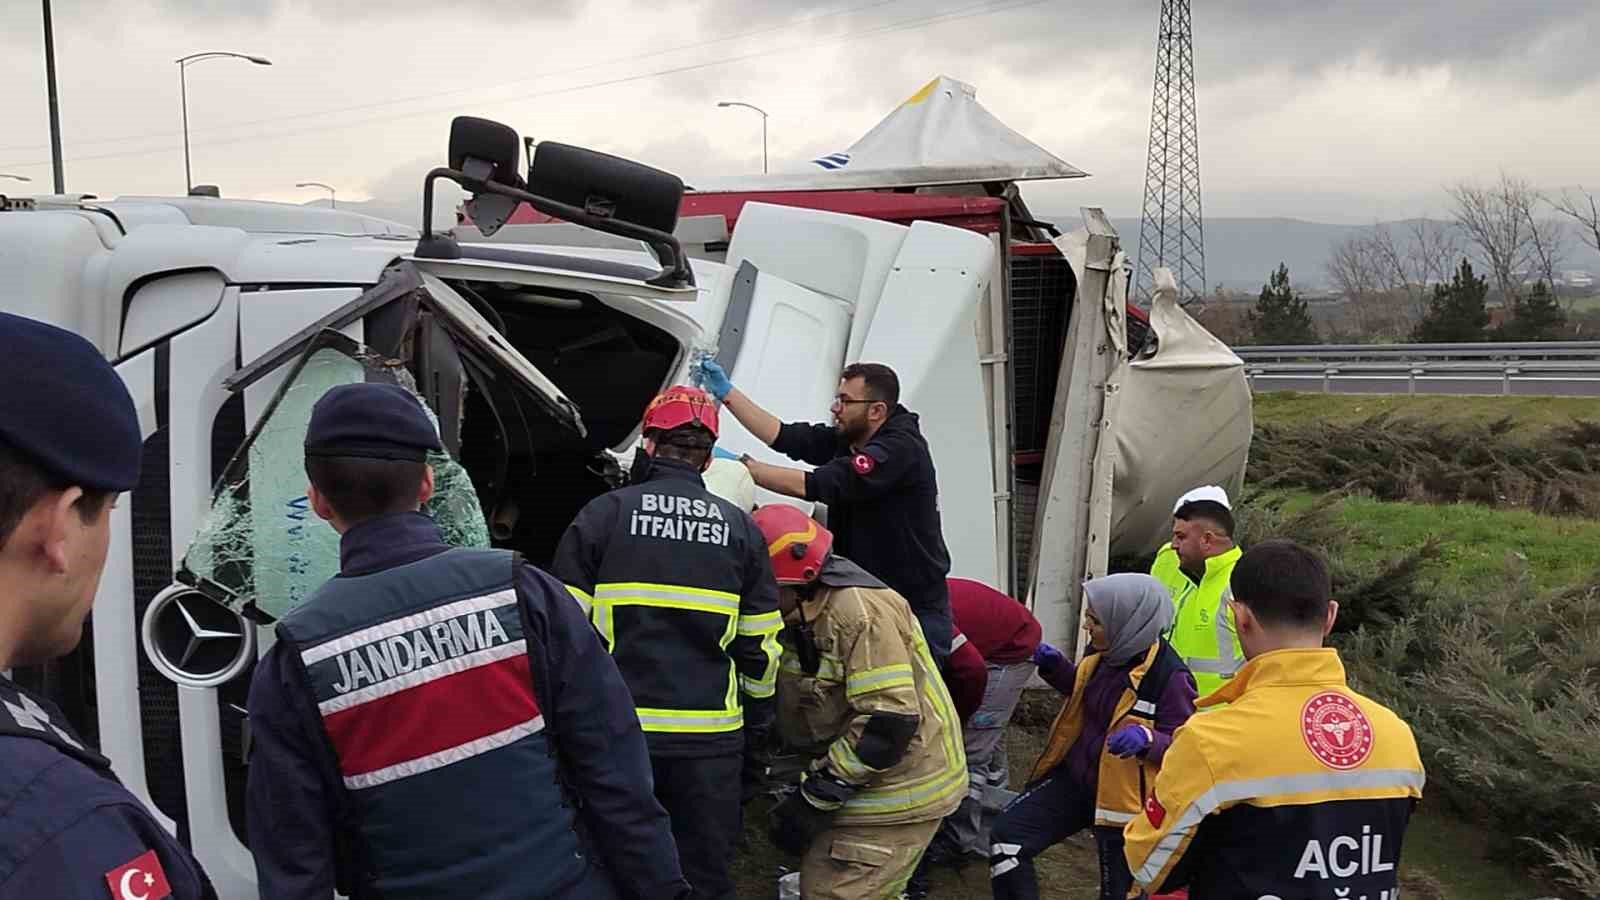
(696, 358, 734, 401)
(1106, 723, 1154, 759)
(712, 446, 740, 461)
(1031, 641, 1065, 673)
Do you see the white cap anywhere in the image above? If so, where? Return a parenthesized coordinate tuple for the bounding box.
(1173, 485, 1230, 514)
(703, 457, 757, 512)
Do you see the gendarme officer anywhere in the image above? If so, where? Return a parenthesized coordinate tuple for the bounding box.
(0, 312, 218, 898)
(245, 382, 688, 899)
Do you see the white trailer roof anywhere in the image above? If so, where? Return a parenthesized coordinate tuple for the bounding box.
(691, 75, 1089, 193)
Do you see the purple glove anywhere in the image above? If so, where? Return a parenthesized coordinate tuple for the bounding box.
(1106, 723, 1153, 759)
(1031, 641, 1065, 673)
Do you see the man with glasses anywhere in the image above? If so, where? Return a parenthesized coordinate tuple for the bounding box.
(697, 360, 954, 665)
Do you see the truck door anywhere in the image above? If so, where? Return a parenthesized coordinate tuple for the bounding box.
(858, 221, 1000, 587)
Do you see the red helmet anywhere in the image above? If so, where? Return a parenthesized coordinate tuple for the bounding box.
(641, 384, 719, 438)
(754, 504, 833, 585)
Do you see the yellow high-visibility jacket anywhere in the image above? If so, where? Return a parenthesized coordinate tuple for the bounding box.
(1150, 545, 1244, 697)
(1124, 648, 1425, 899)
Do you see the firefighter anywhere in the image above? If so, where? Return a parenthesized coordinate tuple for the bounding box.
(246, 383, 687, 900)
(989, 574, 1196, 900)
(755, 504, 967, 900)
(0, 313, 218, 898)
(551, 385, 782, 900)
(1150, 485, 1244, 696)
(1125, 540, 1425, 898)
(698, 358, 956, 664)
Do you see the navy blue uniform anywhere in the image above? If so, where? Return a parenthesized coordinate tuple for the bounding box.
(0, 678, 216, 899)
(772, 405, 954, 659)
(551, 458, 782, 900)
(246, 512, 686, 899)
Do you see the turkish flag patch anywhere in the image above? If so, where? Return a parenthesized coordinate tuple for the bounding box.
(1144, 792, 1166, 828)
(105, 849, 172, 900)
(852, 453, 876, 475)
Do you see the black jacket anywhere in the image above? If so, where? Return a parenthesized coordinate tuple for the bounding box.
(773, 405, 952, 606)
(246, 512, 685, 899)
(551, 459, 781, 758)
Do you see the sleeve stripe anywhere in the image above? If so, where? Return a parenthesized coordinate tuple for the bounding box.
(564, 584, 593, 615)
(845, 664, 915, 698)
(737, 610, 784, 635)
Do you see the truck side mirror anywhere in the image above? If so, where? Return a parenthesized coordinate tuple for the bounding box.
(529, 142, 683, 237)
(449, 116, 525, 237)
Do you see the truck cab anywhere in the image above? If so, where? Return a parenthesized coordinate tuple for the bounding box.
(0, 119, 1009, 897)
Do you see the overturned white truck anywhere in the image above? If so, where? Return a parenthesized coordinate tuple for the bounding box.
(0, 104, 1247, 897)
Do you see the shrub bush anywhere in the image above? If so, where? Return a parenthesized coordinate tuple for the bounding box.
(1244, 494, 1600, 894)
(1248, 414, 1600, 516)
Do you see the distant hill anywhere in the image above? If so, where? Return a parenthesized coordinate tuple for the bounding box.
(1029, 215, 1600, 293)
(328, 194, 1600, 293)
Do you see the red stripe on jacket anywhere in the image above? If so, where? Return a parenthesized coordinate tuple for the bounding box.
(323, 654, 540, 777)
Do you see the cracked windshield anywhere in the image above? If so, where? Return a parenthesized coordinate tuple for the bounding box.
(181, 341, 489, 621)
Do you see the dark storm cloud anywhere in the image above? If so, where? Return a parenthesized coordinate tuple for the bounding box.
(0, 0, 579, 39)
(672, 0, 1599, 95)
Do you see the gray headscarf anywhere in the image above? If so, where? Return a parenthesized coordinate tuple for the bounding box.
(1083, 573, 1174, 665)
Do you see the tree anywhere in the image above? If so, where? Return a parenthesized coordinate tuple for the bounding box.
(1498, 280, 1566, 341)
(1412, 259, 1490, 342)
(1523, 206, 1568, 303)
(1247, 263, 1317, 345)
(1449, 173, 1539, 306)
(1553, 186, 1600, 258)
(1326, 234, 1391, 337)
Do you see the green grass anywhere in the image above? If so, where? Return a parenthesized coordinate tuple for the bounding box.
(1252, 391, 1600, 441)
(1269, 490, 1600, 593)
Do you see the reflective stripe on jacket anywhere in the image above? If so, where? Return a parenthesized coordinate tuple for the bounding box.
(775, 580, 967, 826)
(551, 459, 781, 755)
(1150, 544, 1244, 697)
(1124, 648, 1425, 898)
(1027, 640, 1192, 826)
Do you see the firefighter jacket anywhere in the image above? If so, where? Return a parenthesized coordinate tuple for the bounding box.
(1150, 545, 1245, 697)
(1124, 648, 1425, 900)
(250, 512, 686, 900)
(775, 557, 968, 826)
(1027, 640, 1195, 827)
(552, 458, 782, 758)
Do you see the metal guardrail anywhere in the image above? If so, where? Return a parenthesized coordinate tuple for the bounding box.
(1235, 341, 1600, 363)
(1244, 359, 1600, 395)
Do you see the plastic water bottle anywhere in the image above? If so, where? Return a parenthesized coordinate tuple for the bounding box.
(777, 869, 800, 900)
(688, 344, 720, 393)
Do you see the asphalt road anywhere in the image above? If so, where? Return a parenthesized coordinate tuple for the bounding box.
(1248, 373, 1600, 397)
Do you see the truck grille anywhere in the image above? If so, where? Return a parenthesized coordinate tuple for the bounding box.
(132, 425, 189, 840)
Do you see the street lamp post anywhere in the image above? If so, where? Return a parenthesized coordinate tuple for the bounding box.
(177, 51, 272, 193)
(41, 0, 65, 193)
(717, 101, 769, 174)
(296, 181, 336, 209)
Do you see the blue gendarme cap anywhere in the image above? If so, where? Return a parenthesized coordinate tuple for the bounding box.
(304, 383, 443, 463)
(0, 312, 143, 491)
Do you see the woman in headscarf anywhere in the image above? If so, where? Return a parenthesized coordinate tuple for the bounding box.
(989, 574, 1197, 900)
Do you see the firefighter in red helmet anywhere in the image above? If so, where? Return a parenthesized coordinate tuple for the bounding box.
(754, 504, 967, 900)
(552, 386, 782, 900)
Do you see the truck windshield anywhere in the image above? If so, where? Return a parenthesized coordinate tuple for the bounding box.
(179, 330, 490, 622)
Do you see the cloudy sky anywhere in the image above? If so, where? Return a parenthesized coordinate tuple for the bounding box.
(1, 0, 1595, 226)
